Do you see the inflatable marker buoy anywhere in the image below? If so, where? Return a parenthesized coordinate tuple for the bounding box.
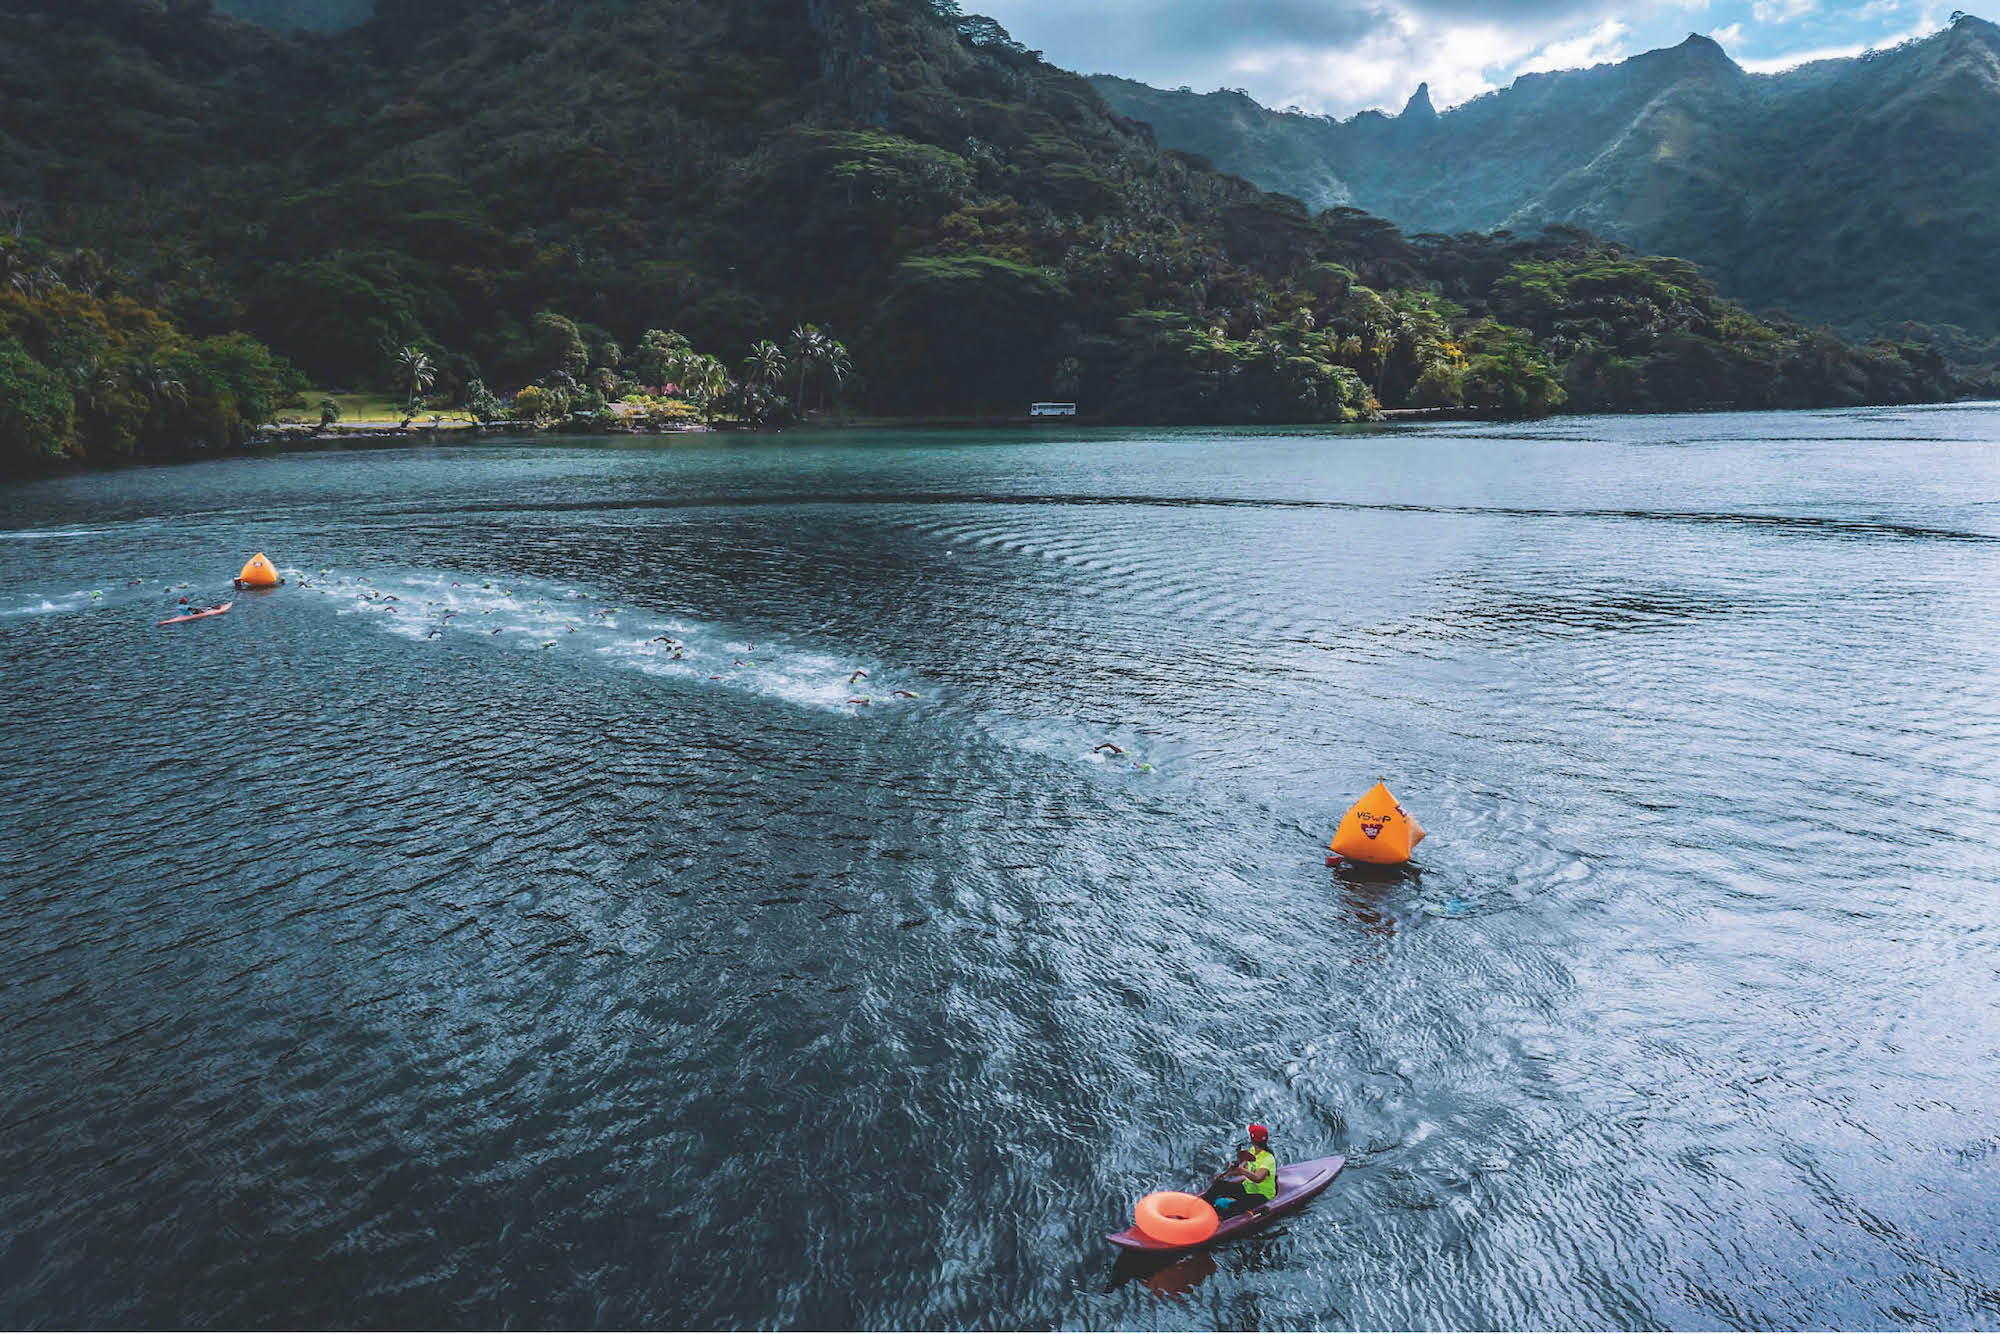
(1134, 1192, 1218, 1246)
(235, 552, 281, 589)
(1329, 781, 1426, 866)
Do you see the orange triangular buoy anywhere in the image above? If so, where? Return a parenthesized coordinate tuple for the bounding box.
(1330, 781, 1426, 865)
(236, 552, 281, 589)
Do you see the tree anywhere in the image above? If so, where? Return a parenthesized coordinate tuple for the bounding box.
(130, 353, 188, 411)
(788, 324, 828, 417)
(463, 379, 504, 423)
(634, 328, 693, 388)
(0, 337, 77, 465)
(1052, 356, 1083, 399)
(394, 344, 436, 422)
(819, 339, 852, 410)
(530, 312, 588, 384)
(660, 353, 732, 423)
(743, 339, 787, 394)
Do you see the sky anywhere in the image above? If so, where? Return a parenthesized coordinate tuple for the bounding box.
(969, 0, 1958, 115)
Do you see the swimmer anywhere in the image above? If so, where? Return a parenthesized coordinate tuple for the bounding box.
(893, 690, 919, 699)
(427, 629, 442, 639)
(541, 640, 555, 649)
(491, 628, 503, 636)
(849, 670, 869, 684)
(1094, 743, 1125, 756)
(847, 696, 871, 705)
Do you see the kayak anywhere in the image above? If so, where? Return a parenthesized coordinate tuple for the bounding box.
(1107, 1154, 1345, 1254)
(159, 601, 233, 627)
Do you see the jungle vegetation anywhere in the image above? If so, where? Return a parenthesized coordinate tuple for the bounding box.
(0, 0, 1974, 473)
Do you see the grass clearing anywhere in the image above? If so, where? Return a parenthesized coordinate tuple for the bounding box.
(274, 392, 478, 427)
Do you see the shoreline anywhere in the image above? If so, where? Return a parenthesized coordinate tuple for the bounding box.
(7, 398, 1992, 482)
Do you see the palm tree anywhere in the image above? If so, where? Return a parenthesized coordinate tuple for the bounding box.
(788, 324, 828, 417)
(819, 340, 852, 411)
(742, 339, 787, 394)
(68, 357, 123, 421)
(684, 355, 733, 424)
(395, 345, 436, 422)
(131, 354, 187, 410)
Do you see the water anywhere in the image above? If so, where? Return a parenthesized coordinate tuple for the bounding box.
(2, 407, 1998, 1329)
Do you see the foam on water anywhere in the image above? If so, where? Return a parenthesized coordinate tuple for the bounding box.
(0, 582, 171, 617)
(301, 566, 921, 716)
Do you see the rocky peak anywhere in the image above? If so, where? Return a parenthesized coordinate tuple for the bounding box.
(1401, 81, 1437, 121)
(1632, 31, 1743, 83)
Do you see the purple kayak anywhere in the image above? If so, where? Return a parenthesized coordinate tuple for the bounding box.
(1107, 1155, 1346, 1254)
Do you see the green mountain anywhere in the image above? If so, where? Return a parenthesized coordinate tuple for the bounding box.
(1093, 18, 2000, 343)
(0, 0, 1973, 471)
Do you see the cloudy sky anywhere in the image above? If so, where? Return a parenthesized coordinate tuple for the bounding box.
(970, 0, 1954, 115)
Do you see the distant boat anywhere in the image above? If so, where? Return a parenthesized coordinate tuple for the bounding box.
(1029, 401, 1077, 417)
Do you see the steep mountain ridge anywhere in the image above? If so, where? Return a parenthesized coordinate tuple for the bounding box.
(0, 0, 1971, 473)
(1093, 18, 2000, 337)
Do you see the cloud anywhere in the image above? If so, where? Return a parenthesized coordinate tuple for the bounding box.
(1750, 0, 1819, 23)
(1734, 10, 1945, 71)
(970, 0, 1952, 117)
(1516, 18, 1632, 75)
(976, 0, 1642, 113)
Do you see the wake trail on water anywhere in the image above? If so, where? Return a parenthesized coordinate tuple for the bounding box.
(302, 566, 912, 716)
(300, 564, 1182, 777)
(0, 578, 196, 618)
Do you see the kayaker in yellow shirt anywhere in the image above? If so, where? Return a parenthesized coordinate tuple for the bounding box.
(1202, 1123, 1278, 1217)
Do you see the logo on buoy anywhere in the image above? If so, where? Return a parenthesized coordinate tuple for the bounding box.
(1329, 783, 1427, 866)
(235, 553, 281, 589)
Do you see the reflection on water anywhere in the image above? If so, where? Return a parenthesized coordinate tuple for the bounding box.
(2, 405, 1999, 1329)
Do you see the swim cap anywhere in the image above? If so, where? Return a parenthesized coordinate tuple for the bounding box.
(1248, 1123, 1269, 1142)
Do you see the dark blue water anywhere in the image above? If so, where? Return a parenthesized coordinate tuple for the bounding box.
(3, 408, 1998, 1329)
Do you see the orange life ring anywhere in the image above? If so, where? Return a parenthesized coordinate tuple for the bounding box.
(1134, 1191, 1218, 1246)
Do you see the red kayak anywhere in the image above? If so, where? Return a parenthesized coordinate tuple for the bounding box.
(1107, 1154, 1346, 1254)
(158, 601, 233, 627)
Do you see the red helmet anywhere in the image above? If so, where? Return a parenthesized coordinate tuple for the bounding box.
(1247, 1123, 1270, 1142)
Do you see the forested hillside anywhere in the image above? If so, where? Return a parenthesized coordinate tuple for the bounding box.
(0, 0, 1972, 471)
(1094, 17, 2000, 351)
(213, 0, 372, 28)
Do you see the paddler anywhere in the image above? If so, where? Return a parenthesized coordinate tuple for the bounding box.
(1202, 1123, 1278, 1217)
